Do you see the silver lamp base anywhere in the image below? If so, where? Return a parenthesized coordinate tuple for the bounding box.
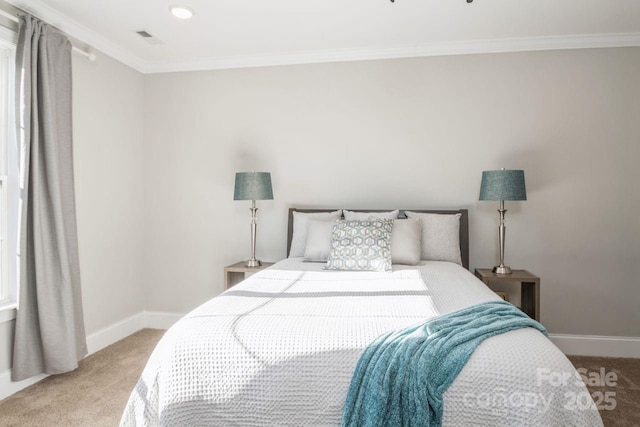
(245, 259, 262, 268)
(492, 265, 512, 275)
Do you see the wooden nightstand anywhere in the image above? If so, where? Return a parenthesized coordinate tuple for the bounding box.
(474, 268, 540, 321)
(224, 261, 275, 290)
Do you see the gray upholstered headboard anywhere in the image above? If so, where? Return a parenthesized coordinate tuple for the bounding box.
(286, 208, 470, 270)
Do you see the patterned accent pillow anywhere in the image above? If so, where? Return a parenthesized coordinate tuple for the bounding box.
(325, 219, 393, 272)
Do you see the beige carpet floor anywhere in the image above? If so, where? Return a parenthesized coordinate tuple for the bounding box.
(0, 328, 638, 426)
(569, 355, 640, 427)
(0, 329, 165, 427)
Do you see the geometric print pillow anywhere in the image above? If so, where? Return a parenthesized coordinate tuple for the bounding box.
(324, 219, 393, 272)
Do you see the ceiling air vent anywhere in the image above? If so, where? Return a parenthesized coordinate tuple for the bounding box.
(135, 30, 163, 45)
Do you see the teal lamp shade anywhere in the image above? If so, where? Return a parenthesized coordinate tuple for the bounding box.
(479, 170, 526, 201)
(234, 172, 273, 201)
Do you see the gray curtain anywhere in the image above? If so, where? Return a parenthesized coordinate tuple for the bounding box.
(12, 15, 87, 382)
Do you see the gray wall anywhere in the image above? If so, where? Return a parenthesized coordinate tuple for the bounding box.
(143, 47, 640, 337)
(73, 51, 146, 334)
(2, 46, 639, 377)
(0, 51, 146, 372)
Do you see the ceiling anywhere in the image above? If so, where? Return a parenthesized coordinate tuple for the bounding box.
(6, 0, 640, 73)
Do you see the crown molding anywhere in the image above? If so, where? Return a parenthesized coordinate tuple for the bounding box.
(142, 32, 640, 74)
(5, 0, 147, 72)
(6, 0, 640, 74)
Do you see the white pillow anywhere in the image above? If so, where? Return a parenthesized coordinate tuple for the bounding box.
(343, 209, 399, 221)
(289, 210, 342, 258)
(303, 220, 334, 262)
(391, 219, 422, 265)
(404, 212, 462, 265)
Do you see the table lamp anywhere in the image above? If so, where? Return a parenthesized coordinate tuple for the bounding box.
(479, 169, 526, 275)
(234, 172, 273, 267)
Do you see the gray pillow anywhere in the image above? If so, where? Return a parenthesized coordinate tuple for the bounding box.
(289, 210, 342, 258)
(343, 209, 399, 221)
(303, 220, 334, 262)
(391, 219, 422, 265)
(404, 212, 462, 265)
(325, 219, 393, 272)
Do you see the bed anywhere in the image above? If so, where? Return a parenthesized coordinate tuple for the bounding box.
(121, 208, 602, 426)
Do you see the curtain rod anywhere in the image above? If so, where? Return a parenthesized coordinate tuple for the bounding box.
(0, 9, 96, 61)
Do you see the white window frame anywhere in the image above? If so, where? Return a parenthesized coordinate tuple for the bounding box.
(0, 175, 8, 306)
(0, 25, 17, 320)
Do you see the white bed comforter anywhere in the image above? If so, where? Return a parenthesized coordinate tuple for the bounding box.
(121, 260, 602, 426)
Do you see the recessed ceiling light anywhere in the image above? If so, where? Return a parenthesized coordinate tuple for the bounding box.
(169, 5, 194, 20)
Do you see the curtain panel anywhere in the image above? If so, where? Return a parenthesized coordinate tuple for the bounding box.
(12, 15, 87, 381)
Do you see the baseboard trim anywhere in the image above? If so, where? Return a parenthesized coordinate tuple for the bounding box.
(0, 310, 180, 401)
(86, 312, 145, 354)
(0, 370, 47, 401)
(143, 311, 184, 330)
(549, 333, 640, 358)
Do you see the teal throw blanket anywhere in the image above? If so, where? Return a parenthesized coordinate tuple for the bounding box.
(341, 300, 547, 427)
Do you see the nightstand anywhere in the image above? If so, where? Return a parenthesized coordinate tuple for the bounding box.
(474, 268, 540, 321)
(224, 261, 275, 290)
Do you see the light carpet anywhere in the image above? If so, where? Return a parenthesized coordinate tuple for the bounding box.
(569, 355, 640, 427)
(0, 329, 164, 427)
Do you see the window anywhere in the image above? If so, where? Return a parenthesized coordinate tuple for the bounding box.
(0, 28, 16, 309)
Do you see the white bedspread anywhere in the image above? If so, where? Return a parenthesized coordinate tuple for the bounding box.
(121, 259, 602, 426)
